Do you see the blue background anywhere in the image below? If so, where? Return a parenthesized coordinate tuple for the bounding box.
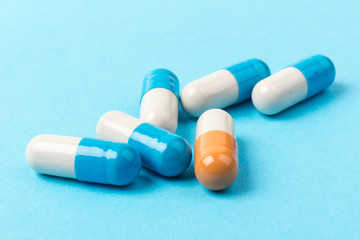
(1, 0, 359, 239)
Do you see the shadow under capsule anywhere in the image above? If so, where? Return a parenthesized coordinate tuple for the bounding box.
(37, 170, 154, 194)
(176, 106, 197, 145)
(179, 97, 258, 120)
(140, 163, 196, 183)
(225, 99, 258, 119)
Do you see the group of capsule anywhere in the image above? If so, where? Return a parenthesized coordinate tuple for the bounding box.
(26, 55, 336, 191)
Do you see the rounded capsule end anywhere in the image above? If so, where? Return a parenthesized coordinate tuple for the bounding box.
(251, 80, 283, 115)
(196, 109, 234, 138)
(195, 147, 238, 191)
(160, 135, 192, 177)
(180, 84, 207, 117)
(26, 134, 80, 178)
(194, 130, 238, 191)
(127, 123, 192, 177)
(105, 144, 142, 186)
(292, 55, 336, 98)
(26, 134, 45, 171)
(96, 111, 118, 139)
(141, 68, 179, 100)
(96, 111, 142, 143)
(226, 59, 271, 81)
(253, 59, 271, 76)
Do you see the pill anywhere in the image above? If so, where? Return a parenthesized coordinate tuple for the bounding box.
(180, 59, 271, 117)
(97, 111, 192, 177)
(26, 134, 142, 186)
(140, 69, 179, 132)
(252, 55, 336, 115)
(194, 109, 238, 191)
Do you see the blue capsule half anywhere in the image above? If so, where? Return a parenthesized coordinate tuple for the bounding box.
(128, 123, 192, 177)
(26, 134, 142, 186)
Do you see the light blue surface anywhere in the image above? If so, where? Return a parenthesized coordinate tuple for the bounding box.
(75, 138, 141, 186)
(226, 59, 271, 103)
(1, 0, 359, 239)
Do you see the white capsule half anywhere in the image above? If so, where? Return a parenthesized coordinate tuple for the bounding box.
(181, 70, 239, 117)
(180, 59, 271, 117)
(96, 111, 142, 143)
(26, 134, 80, 178)
(141, 88, 178, 132)
(140, 69, 179, 132)
(196, 109, 235, 139)
(252, 67, 308, 115)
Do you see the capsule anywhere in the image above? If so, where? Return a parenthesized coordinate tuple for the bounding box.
(252, 55, 336, 115)
(194, 109, 238, 191)
(97, 111, 192, 177)
(26, 134, 142, 186)
(180, 59, 271, 117)
(140, 69, 179, 132)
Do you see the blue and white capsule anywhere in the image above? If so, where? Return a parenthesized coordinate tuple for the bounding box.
(97, 111, 192, 177)
(140, 69, 179, 132)
(26, 134, 142, 186)
(252, 55, 336, 115)
(180, 59, 271, 117)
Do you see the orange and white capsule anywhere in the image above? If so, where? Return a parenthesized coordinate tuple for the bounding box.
(194, 109, 238, 191)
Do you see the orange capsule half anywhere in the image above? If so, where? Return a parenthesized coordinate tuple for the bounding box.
(194, 109, 238, 191)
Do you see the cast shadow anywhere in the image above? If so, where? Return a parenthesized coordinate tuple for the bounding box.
(176, 106, 197, 145)
(178, 96, 258, 121)
(37, 170, 154, 194)
(207, 137, 253, 197)
(259, 82, 347, 121)
(141, 163, 196, 183)
(225, 99, 258, 118)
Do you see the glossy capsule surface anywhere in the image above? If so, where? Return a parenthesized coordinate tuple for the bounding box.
(26, 134, 142, 186)
(97, 111, 192, 177)
(180, 59, 271, 117)
(194, 109, 238, 191)
(252, 55, 336, 115)
(140, 69, 179, 132)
